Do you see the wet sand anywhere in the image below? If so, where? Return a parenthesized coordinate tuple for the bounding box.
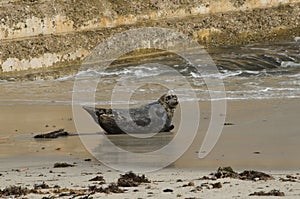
(1, 98, 300, 169)
(0, 98, 300, 198)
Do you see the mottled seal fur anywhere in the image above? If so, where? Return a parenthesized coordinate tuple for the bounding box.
(83, 94, 178, 134)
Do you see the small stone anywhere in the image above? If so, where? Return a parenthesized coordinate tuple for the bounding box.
(53, 185, 60, 189)
(183, 181, 195, 187)
(212, 182, 222, 189)
(163, 188, 173, 193)
(88, 176, 105, 184)
(224, 122, 234, 126)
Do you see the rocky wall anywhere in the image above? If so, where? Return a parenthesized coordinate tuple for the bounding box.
(0, 0, 300, 74)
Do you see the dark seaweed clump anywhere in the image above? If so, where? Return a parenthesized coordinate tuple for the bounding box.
(117, 171, 151, 187)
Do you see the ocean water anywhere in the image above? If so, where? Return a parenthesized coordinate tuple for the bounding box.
(0, 40, 299, 105)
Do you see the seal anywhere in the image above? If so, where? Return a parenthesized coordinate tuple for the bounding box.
(83, 94, 178, 134)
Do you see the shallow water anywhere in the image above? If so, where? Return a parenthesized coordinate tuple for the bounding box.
(0, 40, 299, 105)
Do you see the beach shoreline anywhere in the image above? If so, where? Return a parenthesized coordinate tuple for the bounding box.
(0, 98, 299, 198)
(1, 98, 300, 169)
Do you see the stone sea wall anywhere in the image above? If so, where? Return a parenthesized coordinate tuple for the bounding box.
(0, 0, 300, 75)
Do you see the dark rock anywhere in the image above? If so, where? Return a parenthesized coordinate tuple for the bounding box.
(182, 182, 195, 187)
(34, 129, 69, 139)
(224, 122, 234, 126)
(212, 182, 222, 189)
(53, 162, 74, 168)
(53, 185, 60, 189)
(163, 188, 173, 192)
(88, 176, 105, 184)
(249, 189, 285, 196)
(117, 171, 150, 187)
(84, 158, 92, 161)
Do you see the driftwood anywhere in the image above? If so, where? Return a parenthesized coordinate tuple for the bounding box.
(34, 129, 69, 139)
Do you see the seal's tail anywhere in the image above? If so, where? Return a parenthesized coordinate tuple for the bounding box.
(82, 106, 98, 123)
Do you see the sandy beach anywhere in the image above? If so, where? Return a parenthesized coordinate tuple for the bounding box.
(1, 0, 300, 197)
(0, 98, 300, 198)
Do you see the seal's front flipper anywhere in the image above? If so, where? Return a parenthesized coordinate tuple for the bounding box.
(163, 125, 174, 132)
(168, 125, 174, 131)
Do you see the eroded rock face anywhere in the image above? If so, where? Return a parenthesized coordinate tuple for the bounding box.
(1, 0, 300, 74)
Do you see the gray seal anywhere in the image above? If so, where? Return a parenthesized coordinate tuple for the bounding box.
(83, 94, 178, 134)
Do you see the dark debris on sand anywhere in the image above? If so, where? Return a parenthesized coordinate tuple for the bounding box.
(53, 162, 75, 168)
(224, 122, 234, 126)
(213, 167, 240, 179)
(212, 182, 222, 189)
(89, 176, 106, 184)
(34, 182, 49, 189)
(249, 189, 285, 196)
(117, 171, 151, 187)
(239, 170, 274, 181)
(34, 129, 69, 139)
(89, 183, 124, 194)
(207, 167, 274, 181)
(280, 175, 298, 182)
(0, 186, 29, 197)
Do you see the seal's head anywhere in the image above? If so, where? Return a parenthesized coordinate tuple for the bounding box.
(159, 94, 179, 109)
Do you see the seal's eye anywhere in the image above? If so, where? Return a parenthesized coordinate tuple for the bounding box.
(166, 96, 171, 100)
